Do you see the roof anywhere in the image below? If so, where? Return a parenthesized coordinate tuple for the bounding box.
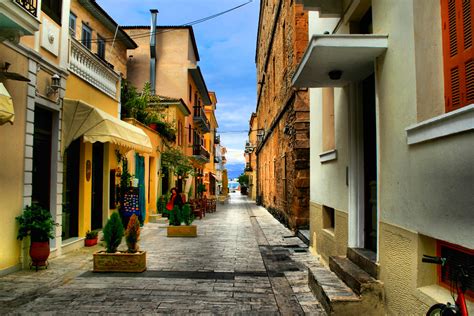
(149, 95, 191, 116)
(78, 0, 138, 49)
(189, 67, 212, 105)
(121, 25, 200, 61)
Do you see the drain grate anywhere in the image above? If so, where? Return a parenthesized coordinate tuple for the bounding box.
(79, 270, 268, 280)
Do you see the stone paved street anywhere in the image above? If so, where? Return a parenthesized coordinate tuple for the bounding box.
(0, 194, 326, 315)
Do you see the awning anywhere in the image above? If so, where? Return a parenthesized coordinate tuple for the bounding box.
(0, 83, 14, 125)
(292, 34, 388, 88)
(62, 99, 152, 154)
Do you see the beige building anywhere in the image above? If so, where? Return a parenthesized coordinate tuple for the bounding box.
(244, 112, 257, 200)
(123, 23, 214, 198)
(293, 0, 473, 314)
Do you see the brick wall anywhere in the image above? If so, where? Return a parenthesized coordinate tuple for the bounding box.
(255, 0, 310, 229)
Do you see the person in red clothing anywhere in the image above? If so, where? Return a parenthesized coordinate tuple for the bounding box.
(166, 187, 183, 225)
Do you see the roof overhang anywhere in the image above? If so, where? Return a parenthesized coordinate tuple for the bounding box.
(79, 0, 137, 49)
(295, 0, 342, 17)
(189, 67, 211, 105)
(292, 34, 388, 88)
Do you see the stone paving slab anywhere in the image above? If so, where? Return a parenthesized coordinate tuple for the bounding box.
(0, 193, 329, 315)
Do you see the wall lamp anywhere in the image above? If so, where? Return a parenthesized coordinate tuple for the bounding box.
(47, 74, 61, 96)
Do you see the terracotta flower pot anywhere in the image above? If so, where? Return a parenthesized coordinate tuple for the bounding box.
(30, 241, 50, 270)
(85, 238, 98, 247)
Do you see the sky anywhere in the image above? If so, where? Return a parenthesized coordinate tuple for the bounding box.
(96, 0, 260, 179)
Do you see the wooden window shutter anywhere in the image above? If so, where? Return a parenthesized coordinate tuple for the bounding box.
(441, 0, 474, 112)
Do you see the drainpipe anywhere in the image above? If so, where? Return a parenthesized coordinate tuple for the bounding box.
(150, 9, 158, 95)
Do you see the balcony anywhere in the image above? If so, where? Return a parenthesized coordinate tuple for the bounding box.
(0, 0, 40, 41)
(214, 135, 220, 144)
(192, 144, 210, 162)
(68, 36, 120, 99)
(295, 0, 342, 17)
(193, 106, 210, 133)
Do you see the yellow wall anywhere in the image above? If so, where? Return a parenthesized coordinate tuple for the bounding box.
(65, 74, 118, 116)
(0, 45, 28, 273)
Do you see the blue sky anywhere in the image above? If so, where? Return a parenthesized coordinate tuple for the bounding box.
(97, 0, 259, 179)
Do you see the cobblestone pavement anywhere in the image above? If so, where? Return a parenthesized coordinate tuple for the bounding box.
(0, 193, 326, 315)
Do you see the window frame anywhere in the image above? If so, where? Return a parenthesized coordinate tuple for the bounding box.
(41, 0, 62, 25)
(81, 23, 92, 50)
(97, 34, 106, 60)
(69, 12, 77, 37)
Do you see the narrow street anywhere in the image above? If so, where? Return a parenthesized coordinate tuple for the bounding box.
(0, 194, 326, 315)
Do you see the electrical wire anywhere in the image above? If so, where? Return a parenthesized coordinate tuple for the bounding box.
(87, 0, 253, 44)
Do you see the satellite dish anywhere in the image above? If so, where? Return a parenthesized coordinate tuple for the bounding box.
(0, 62, 30, 82)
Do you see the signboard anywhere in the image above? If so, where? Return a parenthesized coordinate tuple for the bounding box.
(122, 188, 140, 217)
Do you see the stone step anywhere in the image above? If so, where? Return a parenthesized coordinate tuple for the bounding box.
(307, 265, 360, 315)
(148, 214, 168, 224)
(329, 256, 378, 296)
(296, 229, 310, 246)
(347, 247, 379, 279)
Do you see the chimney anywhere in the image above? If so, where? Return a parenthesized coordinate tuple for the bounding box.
(150, 9, 158, 95)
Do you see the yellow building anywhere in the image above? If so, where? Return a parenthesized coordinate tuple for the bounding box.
(203, 91, 219, 196)
(0, 0, 155, 275)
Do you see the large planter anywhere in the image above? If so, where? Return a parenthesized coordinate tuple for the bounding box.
(84, 238, 98, 247)
(93, 251, 146, 272)
(167, 225, 197, 237)
(30, 241, 50, 271)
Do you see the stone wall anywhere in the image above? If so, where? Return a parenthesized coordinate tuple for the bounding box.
(255, 0, 309, 229)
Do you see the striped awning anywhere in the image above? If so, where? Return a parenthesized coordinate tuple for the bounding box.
(0, 83, 14, 125)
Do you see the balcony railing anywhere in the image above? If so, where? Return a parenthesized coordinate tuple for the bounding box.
(69, 36, 120, 99)
(15, 0, 37, 17)
(192, 144, 210, 162)
(214, 135, 220, 144)
(193, 106, 210, 133)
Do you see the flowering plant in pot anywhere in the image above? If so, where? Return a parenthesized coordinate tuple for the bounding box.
(16, 204, 58, 270)
(84, 230, 99, 247)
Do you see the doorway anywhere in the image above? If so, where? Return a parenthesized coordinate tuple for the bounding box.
(62, 138, 80, 239)
(362, 74, 377, 252)
(91, 142, 104, 230)
(32, 106, 52, 210)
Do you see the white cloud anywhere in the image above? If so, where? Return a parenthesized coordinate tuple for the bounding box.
(226, 148, 246, 164)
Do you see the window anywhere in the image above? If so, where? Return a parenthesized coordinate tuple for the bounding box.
(322, 88, 335, 152)
(322, 205, 335, 232)
(441, 0, 473, 112)
(69, 12, 76, 37)
(97, 35, 105, 60)
(437, 240, 474, 298)
(178, 121, 183, 146)
(81, 23, 92, 50)
(42, 0, 62, 25)
(189, 85, 192, 102)
(188, 124, 192, 143)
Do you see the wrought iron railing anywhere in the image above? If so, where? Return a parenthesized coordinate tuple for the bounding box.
(192, 144, 210, 160)
(15, 0, 37, 17)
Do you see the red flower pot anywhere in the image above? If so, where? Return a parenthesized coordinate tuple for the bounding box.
(85, 238, 98, 247)
(30, 241, 50, 270)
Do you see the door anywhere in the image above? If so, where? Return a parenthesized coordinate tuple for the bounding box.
(32, 106, 52, 210)
(63, 138, 80, 239)
(362, 74, 377, 252)
(135, 153, 145, 224)
(91, 142, 104, 230)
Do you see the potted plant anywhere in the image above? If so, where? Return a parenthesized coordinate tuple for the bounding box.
(165, 204, 197, 237)
(84, 230, 99, 247)
(16, 204, 58, 270)
(93, 213, 146, 272)
(197, 183, 206, 198)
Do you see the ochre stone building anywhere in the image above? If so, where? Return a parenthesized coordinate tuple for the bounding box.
(255, 0, 309, 229)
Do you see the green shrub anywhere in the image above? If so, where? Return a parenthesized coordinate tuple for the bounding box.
(164, 204, 194, 226)
(125, 214, 140, 253)
(16, 204, 57, 242)
(85, 230, 98, 239)
(103, 212, 124, 253)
